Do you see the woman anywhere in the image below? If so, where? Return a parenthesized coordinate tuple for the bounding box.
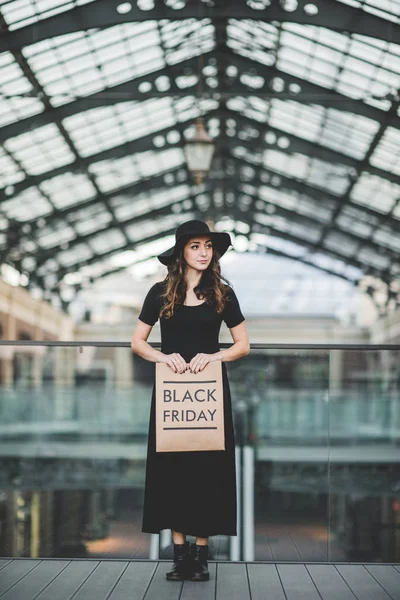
(131, 220, 249, 582)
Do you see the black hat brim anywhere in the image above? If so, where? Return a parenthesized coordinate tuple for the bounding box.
(157, 231, 231, 265)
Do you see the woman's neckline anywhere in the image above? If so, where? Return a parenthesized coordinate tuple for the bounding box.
(183, 300, 206, 307)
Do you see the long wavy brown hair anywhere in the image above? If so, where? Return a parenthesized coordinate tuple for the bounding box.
(159, 244, 232, 320)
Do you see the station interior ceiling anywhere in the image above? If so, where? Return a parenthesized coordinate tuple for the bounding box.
(0, 0, 399, 313)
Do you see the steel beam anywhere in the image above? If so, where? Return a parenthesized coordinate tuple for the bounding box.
(221, 110, 400, 186)
(222, 183, 398, 264)
(29, 182, 377, 282)
(0, 53, 208, 143)
(2, 99, 397, 216)
(0, 0, 397, 53)
(6, 137, 399, 261)
(53, 222, 190, 280)
(221, 151, 400, 234)
(223, 206, 371, 276)
(34, 196, 196, 269)
(313, 98, 400, 254)
(82, 230, 359, 286)
(1, 48, 397, 145)
(30, 197, 386, 290)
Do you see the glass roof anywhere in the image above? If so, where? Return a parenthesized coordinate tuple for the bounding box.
(0, 0, 399, 308)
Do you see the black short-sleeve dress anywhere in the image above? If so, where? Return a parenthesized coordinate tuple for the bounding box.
(138, 282, 245, 538)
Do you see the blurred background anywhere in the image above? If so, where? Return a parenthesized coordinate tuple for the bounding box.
(0, 0, 399, 564)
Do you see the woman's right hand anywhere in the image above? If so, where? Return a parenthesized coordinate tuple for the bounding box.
(160, 353, 188, 373)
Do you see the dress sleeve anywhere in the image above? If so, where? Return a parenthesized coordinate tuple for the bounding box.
(138, 283, 162, 326)
(222, 286, 245, 329)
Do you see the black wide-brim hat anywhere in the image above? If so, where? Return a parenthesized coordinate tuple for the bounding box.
(157, 220, 232, 266)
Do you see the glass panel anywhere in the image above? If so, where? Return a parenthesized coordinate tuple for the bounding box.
(328, 349, 400, 562)
(0, 344, 151, 559)
(250, 349, 330, 561)
(1, 344, 400, 562)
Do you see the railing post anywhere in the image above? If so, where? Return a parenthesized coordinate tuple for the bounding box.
(149, 534, 159, 559)
(243, 445, 255, 561)
(230, 445, 241, 561)
(160, 529, 172, 554)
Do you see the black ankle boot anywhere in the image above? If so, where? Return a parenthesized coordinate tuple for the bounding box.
(166, 541, 191, 581)
(189, 543, 210, 582)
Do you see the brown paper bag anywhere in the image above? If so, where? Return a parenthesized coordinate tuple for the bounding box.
(155, 360, 225, 452)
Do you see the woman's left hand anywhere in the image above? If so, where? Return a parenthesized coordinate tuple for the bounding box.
(188, 353, 217, 373)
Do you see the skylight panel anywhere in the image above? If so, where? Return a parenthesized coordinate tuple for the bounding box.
(358, 247, 391, 270)
(288, 221, 321, 243)
(64, 99, 176, 158)
(382, 49, 400, 74)
(360, 0, 400, 21)
(0, 53, 33, 96)
(324, 232, 359, 256)
(68, 203, 109, 225)
(165, 19, 215, 66)
(111, 183, 189, 224)
(162, 18, 211, 50)
(351, 172, 400, 213)
(262, 147, 353, 199)
(58, 244, 93, 267)
(72, 214, 111, 237)
(258, 185, 296, 211)
(174, 96, 199, 121)
(240, 102, 270, 124)
(369, 127, 400, 176)
(257, 185, 333, 224)
(0, 96, 44, 128)
(273, 23, 399, 108)
(337, 70, 373, 100)
(319, 111, 379, 160)
(337, 212, 374, 238)
(2, 186, 52, 220)
(309, 252, 351, 277)
(255, 229, 306, 258)
(23, 22, 163, 103)
(228, 19, 278, 51)
(4, 124, 75, 175)
(0, 50, 15, 69)
(90, 148, 186, 192)
(39, 173, 97, 208)
(1, 0, 95, 31)
(90, 229, 126, 254)
(0, 148, 25, 188)
(125, 218, 163, 243)
(23, 31, 85, 58)
(0, 0, 398, 289)
(37, 224, 76, 250)
(373, 227, 400, 251)
(262, 149, 308, 180)
(112, 195, 159, 222)
(135, 148, 185, 177)
(76, 262, 107, 280)
(125, 213, 187, 243)
(307, 159, 354, 196)
(89, 157, 141, 193)
(269, 100, 324, 142)
(263, 148, 294, 175)
(1, 0, 42, 29)
(298, 196, 335, 223)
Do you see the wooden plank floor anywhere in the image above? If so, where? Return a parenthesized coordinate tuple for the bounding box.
(1, 559, 400, 600)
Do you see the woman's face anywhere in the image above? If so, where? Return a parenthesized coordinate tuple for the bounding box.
(183, 235, 213, 271)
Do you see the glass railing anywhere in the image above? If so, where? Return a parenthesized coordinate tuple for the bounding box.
(0, 341, 399, 563)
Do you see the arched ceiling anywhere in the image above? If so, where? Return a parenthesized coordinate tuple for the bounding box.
(0, 0, 399, 310)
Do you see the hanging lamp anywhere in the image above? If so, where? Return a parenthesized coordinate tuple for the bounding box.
(183, 1, 215, 185)
(184, 118, 215, 185)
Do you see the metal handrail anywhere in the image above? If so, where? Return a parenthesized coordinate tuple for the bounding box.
(0, 341, 399, 349)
